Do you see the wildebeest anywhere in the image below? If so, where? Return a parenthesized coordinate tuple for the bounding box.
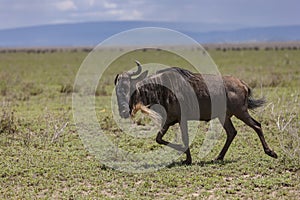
(114, 61, 278, 165)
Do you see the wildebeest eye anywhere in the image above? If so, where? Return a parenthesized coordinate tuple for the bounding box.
(114, 74, 119, 85)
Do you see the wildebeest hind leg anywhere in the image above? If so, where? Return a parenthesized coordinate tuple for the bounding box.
(215, 116, 237, 161)
(235, 111, 278, 159)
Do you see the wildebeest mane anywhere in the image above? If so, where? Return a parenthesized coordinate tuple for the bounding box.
(157, 67, 196, 79)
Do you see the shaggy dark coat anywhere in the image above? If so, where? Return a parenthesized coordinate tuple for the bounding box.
(115, 65, 278, 165)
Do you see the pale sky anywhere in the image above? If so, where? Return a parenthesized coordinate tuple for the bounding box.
(0, 0, 299, 30)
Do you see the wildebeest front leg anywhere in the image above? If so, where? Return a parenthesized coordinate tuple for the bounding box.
(156, 123, 191, 165)
(179, 120, 192, 165)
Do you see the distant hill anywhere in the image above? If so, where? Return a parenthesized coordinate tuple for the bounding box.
(187, 25, 300, 43)
(0, 21, 299, 47)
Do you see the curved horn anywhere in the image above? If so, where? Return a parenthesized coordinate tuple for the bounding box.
(128, 60, 142, 76)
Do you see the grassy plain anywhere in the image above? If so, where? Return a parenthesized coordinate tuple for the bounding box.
(0, 46, 299, 199)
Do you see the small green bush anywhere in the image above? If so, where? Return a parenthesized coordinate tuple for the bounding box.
(0, 104, 18, 134)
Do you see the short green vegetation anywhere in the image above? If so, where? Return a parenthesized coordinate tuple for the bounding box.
(0, 46, 299, 199)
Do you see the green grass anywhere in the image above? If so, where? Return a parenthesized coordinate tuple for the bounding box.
(0, 47, 299, 199)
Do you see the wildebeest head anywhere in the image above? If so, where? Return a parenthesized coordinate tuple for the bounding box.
(114, 61, 148, 118)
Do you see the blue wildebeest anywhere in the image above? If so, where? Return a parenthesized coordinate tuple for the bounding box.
(114, 61, 278, 165)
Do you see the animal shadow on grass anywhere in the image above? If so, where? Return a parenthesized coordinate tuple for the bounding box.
(166, 159, 239, 168)
(98, 159, 239, 172)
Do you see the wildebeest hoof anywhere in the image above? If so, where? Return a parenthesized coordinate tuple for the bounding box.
(182, 160, 192, 165)
(213, 156, 224, 162)
(265, 149, 278, 158)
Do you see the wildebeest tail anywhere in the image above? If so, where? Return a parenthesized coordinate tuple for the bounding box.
(247, 86, 266, 110)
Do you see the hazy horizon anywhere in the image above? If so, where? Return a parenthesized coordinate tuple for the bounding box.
(1, 0, 300, 30)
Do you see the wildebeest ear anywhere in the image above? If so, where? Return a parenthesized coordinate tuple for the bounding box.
(114, 74, 119, 85)
(131, 70, 148, 83)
